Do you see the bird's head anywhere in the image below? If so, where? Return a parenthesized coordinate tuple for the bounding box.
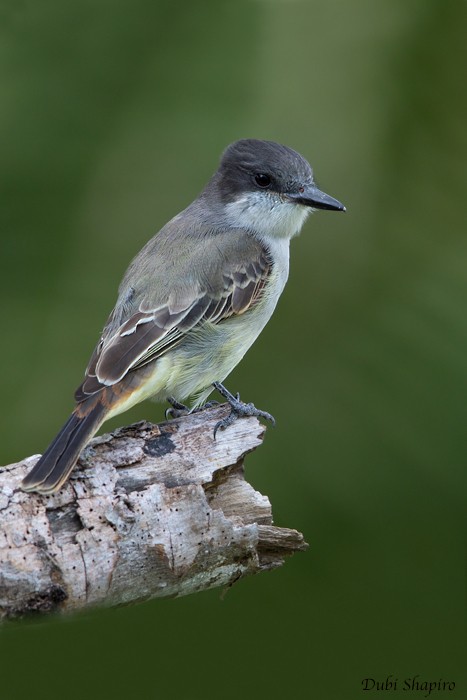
(213, 139, 345, 239)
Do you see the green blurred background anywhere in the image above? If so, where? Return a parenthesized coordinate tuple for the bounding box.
(1, 0, 466, 697)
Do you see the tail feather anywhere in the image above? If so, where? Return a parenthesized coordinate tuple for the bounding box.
(21, 402, 107, 494)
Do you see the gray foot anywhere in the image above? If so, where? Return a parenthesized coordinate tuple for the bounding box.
(165, 397, 220, 420)
(212, 381, 275, 439)
(165, 397, 189, 420)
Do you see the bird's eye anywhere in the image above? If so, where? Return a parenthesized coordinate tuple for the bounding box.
(254, 173, 271, 188)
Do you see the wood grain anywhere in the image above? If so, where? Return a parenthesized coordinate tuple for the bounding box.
(0, 405, 307, 620)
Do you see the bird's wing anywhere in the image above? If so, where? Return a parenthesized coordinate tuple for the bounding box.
(75, 240, 271, 401)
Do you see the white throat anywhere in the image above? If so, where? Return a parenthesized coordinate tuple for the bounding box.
(224, 191, 311, 240)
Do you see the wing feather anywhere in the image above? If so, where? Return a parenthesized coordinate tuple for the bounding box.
(75, 242, 271, 401)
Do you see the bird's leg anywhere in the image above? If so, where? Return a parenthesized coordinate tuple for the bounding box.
(212, 381, 276, 439)
(165, 396, 220, 420)
(203, 400, 220, 410)
(165, 397, 190, 419)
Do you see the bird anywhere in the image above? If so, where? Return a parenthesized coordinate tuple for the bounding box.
(21, 138, 345, 495)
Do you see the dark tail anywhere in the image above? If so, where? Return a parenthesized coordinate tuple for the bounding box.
(21, 401, 107, 495)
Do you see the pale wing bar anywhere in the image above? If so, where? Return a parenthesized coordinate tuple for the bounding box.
(75, 251, 271, 401)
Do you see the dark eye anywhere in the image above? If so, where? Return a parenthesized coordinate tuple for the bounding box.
(254, 173, 271, 188)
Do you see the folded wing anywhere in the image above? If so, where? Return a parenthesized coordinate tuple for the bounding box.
(75, 247, 271, 402)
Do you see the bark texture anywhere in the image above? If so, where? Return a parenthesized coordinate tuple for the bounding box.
(0, 405, 307, 620)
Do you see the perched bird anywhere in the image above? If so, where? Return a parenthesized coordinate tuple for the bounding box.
(22, 139, 345, 495)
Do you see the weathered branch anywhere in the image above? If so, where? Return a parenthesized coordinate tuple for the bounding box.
(0, 405, 307, 620)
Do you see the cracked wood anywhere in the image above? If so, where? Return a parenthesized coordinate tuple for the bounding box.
(0, 404, 307, 620)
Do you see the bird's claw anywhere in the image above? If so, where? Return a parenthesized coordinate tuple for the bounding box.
(165, 397, 190, 420)
(212, 382, 275, 439)
(165, 397, 220, 420)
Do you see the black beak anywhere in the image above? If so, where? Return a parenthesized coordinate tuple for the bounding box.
(287, 184, 346, 212)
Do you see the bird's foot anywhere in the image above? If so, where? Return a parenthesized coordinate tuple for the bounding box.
(212, 381, 275, 439)
(165, 397, 220, 420)
(165, 397, 189, 419)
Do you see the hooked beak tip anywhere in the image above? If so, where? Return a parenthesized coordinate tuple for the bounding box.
(287, 186, 346, 212)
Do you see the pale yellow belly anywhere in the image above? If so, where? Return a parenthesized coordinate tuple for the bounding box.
(106, 268, 286, 419)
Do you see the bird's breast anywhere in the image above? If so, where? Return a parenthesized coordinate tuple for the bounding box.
(108, 238, 291, 413)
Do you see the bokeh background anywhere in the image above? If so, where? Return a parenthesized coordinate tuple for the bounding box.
(1, 0, 466, 697)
